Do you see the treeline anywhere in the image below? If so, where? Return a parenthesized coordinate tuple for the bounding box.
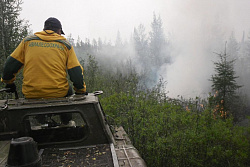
(63, 11, 250, 167)
(70, 13, 250, 107)
(70, 13, 171, 89)
(82, 55, 250, 167)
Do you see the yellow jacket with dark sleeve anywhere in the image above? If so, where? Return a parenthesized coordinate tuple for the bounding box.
(1, 30, 86, 98)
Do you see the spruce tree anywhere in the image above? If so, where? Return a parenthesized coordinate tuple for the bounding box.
(133, 24, 149, 65)
(0, 0, 29, 97)
(210, 44, 242, 119)
(0, 0, 29, 69)
(149, 13, 166, 67)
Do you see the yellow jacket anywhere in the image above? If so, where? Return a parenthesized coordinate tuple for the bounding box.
(1, 30, 86, 98)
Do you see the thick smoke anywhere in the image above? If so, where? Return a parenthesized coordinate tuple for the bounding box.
(21, 0, 250, 99)
(156, 0, 250, 99)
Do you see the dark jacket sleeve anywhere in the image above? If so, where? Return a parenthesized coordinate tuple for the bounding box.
(68, 65, 86, 93)
(67, 46, 86, 93)
(1, 56, 23, 84)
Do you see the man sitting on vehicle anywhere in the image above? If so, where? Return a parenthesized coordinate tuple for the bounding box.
(1, 17, 86, 125)
(1, 17, 86, 98)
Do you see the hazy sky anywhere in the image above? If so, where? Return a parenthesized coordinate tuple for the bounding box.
(20, 0, 250, 98)
(21, 0, 162, 41)
(20, 0, 250, 42)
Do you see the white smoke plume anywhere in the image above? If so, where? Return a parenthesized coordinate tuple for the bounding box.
(157, 0, 250, 98)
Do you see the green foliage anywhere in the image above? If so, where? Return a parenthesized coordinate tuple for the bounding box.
(102, 91, 250, 167)
(210, 47, 242, 120)
(81, 54, 141, 97)
(78, 53, 250, 167)
(0, 0, 29, 66)
(0, 0, 29, 97)
(83, 55, 100, 92)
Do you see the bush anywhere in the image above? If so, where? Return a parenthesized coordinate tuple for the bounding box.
(101, 91, 250, 167)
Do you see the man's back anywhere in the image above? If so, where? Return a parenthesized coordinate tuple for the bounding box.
(21, 32, 71, 98)
(1, 17, 86, 99)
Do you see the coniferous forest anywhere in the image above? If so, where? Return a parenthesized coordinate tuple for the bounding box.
(1, 1, 250, 166)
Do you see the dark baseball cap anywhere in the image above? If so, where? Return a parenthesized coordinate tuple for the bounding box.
(44, 17, 65, 35)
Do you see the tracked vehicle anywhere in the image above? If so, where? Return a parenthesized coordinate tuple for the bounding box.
(0, 90, 146, 167)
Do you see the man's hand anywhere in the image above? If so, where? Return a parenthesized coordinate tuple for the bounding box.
(5, 83, 16, 93)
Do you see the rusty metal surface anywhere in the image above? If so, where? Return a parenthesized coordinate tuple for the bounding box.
(0, 141, 10, 167)
(41, 144, 113, 167)
(114, 127, 147, 167)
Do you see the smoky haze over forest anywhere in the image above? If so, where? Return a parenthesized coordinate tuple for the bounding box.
(21, 0, 250, 100)
(160, 0, 250, 99)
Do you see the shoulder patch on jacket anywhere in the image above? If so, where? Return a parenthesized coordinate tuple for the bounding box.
(24, 35, 41, 42)
(24, 35, 72, 50)
(55, 40, 72, 50)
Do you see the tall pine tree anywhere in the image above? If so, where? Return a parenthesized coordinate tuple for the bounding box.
(210, 43, 242, 119)
(0, 0, 29, 96)
(133, 24, 149, 65)
(0, 0, 29, 71)
(149, 13, 168, 67)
